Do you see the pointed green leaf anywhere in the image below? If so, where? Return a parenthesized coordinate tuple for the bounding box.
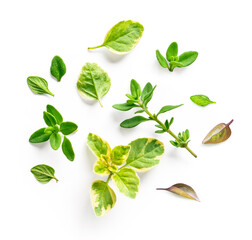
(46, 105, 63, 124)
(50, 133, 61, 150)
(155, 130, 165, 134)
(166, 42, 178, 60)
(112, 103, 138, 111)
(31, 164, 58, 183)
(62, 136, 75, 161)
(142, 85, 156, 106)
(112, 168, 139, 199)
(50, 55, 66, 81)
(27, 76, 54, 96)
(88, 20, 144, 54)
(141, 82, 152, 101)
(87, 133, 111, 158)
(120, 116, 149, 128)
(157, 104, 183, 116)
(91, 180, 116, 217)
(60, 122, 78, 135)
(130, 79, 141, 99)
(134, 109, 145, 114)
(77, 63, 111, 107)
(190, 95, 216, 106)
(178, 51, 198, 67)
(43, 111, 57, 127)
(156, 50, 169, 68)
(126, 138, 165, 172)
(110, 145, 131, 166)
(29, 128, 51, 143)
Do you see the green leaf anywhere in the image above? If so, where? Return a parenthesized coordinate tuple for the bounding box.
(156, 50, 169, 68)
(155, 130, 165, 134)
(112, 168, 139, 199)
(142, 84, 156, 106)
(60, 122, 78, 135)
(77, 62, 111, 107)
(110, 145, 131, 166)
(185, 129, 190, 140)
(91, 180, 116, 217)
(94, 158, 110, 176)
(141, 82, 152, 101)
(126, 138, 165, 172)
(157, 104, 183, 116)
(178, 51, 198, 67)
(190, 95, 216, 106)
(43, 111, 57, 127)
(166, 42, 178, 60)
(29, 128, 51, 143)
(87, 133, 111, 158)
(112, 103, 137, 111)
(27, 76, 54, 96)
(62, 136, 75, 161)
(50, 55, 66, 81)
(130, 79, 141, 99)
(44, 126, 54, 135)
(31, 164, 58, 183)
(50, 133, 61, 150)
(170, 140, 179, 147)
(88, 20, 144, 54)
(169, 61, 184, 68)
(134, 109, 145, 114)
(120, 116, 149, 128)
(46, 105, 63, 124)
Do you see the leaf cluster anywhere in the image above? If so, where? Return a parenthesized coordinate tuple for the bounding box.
(170, 129, 190, 148)
(156, 42, 198, 72)
(29, 105, 77, 161)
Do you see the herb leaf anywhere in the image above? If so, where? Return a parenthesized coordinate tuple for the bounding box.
(27, 76, 54, 96)
(156, 50, 169, 68)
(157, 183, 199, 201)
(112, 103, 137, 111)
(88, 20, 144, 54)
(157, 104, 183, 116)
(91, 180, 116, 217)
(43, 111, 57, 127)
(94, 157, 110, 176)
(190, 95, 216, 106)
(110, 145, 131, 166)
(202, 119, 233, 144)
(126, 138, 164, 172)
(46, 105, 63, 124)
(130, 79, 141, 99)
(178, 51, 198, 67)
(62, 136, 75, 161)
(120, 116, 149, 128)
(50, 133, 61, 150)
(166, 42, 178, 60)
(60, 122, 78, 135)
(31, 164, 58, 183)
(112, 168, 139, 199)
(50, 56, 66, 81)
(29, 128, 51, 143)
(77, 63, 111, 107)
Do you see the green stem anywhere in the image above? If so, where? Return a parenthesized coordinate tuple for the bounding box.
(106, 173, 112, 184)
(88, 44, 104, 50)
(142, 105, 197, 158)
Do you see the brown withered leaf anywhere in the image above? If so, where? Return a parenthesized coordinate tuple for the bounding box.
(157, 183, 200, 201)
(202, 119, 233, 144)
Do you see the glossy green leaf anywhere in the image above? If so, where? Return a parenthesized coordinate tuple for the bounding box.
(77, 62, 111, 107)
(178, 51, 198, 67)
(112, 168, 139, 199)
(190, 95, 216, 106)
(91, 180, 116, 217)
(157, 104, 183, 116)
(130, 79, 141, 99)
(110, 145, 131, 166)
(202, 120, 233, 144)
(156, 50, 169, 68)
(50, 55, 66, 81)
(43, 111, 57, 127)
(87, 133, 111, 158)
(60, 122, 78, 135)
(31, 164, 58, 183)
(46, 105, 63, 124)
(157, 183, 199, 201)
(50, 133, 61, 150)
(126, 138, 164, 172)
(112, 103, 138, 111)
(166, 42, 178, 60)
(27, 76, 54, 96)
(169, 61, 184, 68)
(29, 128, 51, 143)
(62, 136, 75, 161)
(141, 82, 152, 101)
(88, 20, 144, 54)
(120, 116, 149, 128)
(94, 158, 110, 176)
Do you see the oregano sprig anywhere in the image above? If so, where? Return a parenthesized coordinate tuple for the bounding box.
(113, 79, 197, 158)
(29, 105, 78, 161)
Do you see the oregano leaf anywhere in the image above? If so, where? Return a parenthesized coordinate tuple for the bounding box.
(190, 95, 216, 106)
(178, 51, 198, 67)
(157, 104, 183, 116)
(156, 50, 169, 68)
(27, 76, 54, 96)
(112, 103, 137, 111)
(31, 164, 58, 183)
(62, 136, 75, 161)
(120, 116, 149, 128)
(166, 42, 178, 60)
(50, 55, 66, 81)
(50, 133, 61, 150)
(29, 128, 51, 143)
(43, 111, 57, 127)
(60, 122, 78, 135)
(46, 105, 63, 124)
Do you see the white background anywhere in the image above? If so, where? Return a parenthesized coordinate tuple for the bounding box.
(1, 0, 251, 239)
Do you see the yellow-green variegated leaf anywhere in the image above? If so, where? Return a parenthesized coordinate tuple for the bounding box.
(112, 168, 139, 199)
(88, 20, 144, 54)
(90, 180, 116, 217)
(126, 138, 164, 172)
(87, 133, 111, 158)
(93, 159, 109, 176)
(110, 145, 131, 166)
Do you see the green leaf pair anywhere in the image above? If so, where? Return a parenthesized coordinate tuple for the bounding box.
(29, 105, 77, 161)
(87, 133, 165, 216)
(156, 42, 198, 72)
(170, 129, 190, 148)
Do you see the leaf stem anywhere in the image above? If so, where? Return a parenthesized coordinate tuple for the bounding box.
(54, 176, 59, 182)
(106, 173, 112, 184)
(88, 45, 104, 50)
